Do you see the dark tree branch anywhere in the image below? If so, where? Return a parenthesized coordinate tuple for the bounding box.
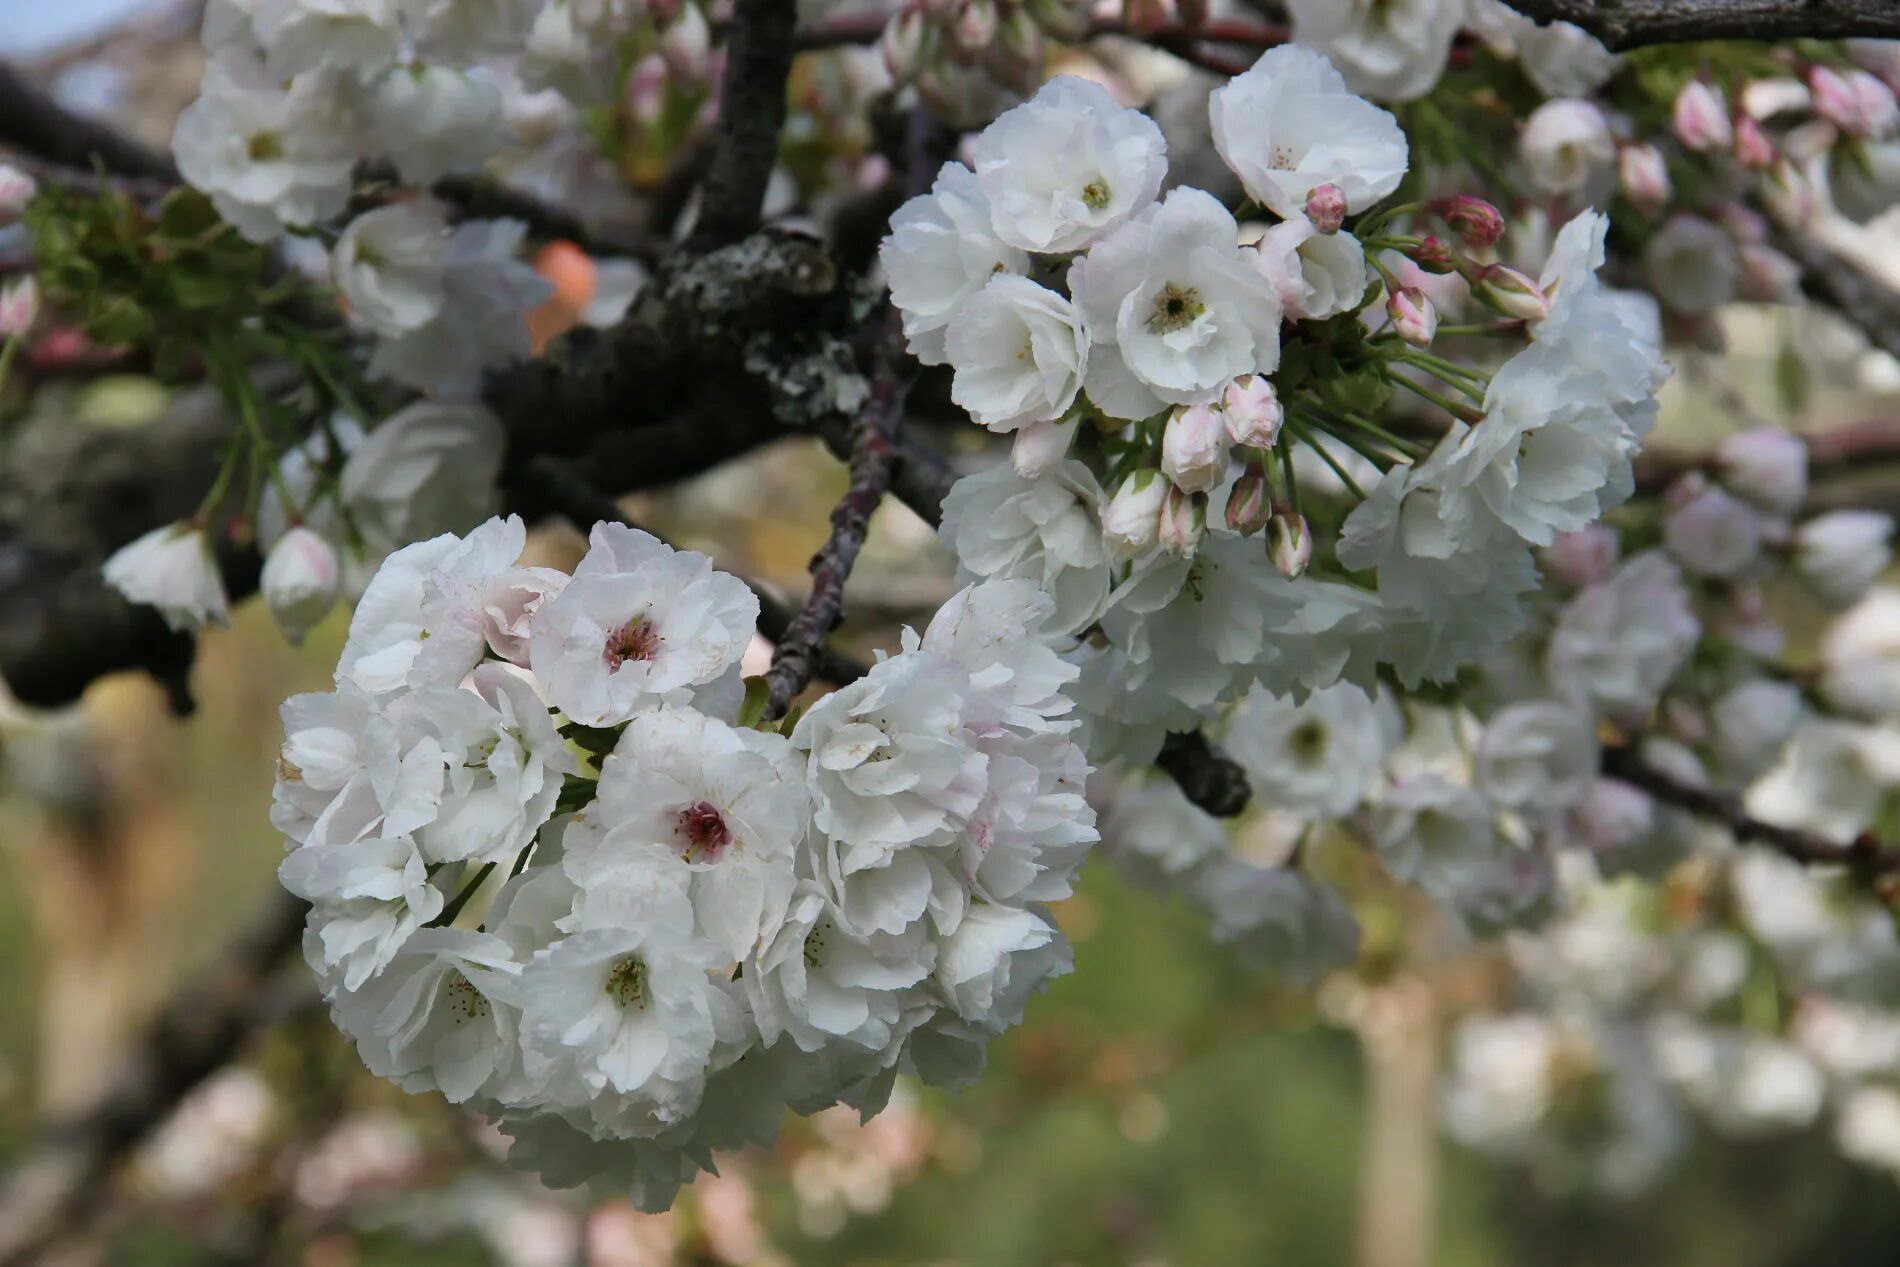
(0, 890, 314, 1267)
(1156, 731, 1253, 818)
(689, 0, 800, 251)
(1784, 231, 1900, 367)
(764, 320, 905, 719)
(0, 61, 175, 181)
(1499, 0, 1900, 49)
(1602, 743, 1900, 878)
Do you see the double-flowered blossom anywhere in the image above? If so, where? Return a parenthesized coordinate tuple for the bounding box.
(274, 519, 1099, 1209)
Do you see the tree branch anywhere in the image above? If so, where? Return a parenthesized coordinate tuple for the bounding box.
(1783, 231, 1900, 367)
(1601, 743, 1900, 878)
(764, 320, 905, 719)
(1499, 0, 1900, 49)
(0, 890, 314, 1267)
(0, 61, 175, 181)
(689, 0, 799, 251)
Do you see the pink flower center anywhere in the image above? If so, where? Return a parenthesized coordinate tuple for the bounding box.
(604, 615, 660, 668)
(674, 800, 732, 862)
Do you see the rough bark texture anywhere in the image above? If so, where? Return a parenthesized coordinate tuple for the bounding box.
(1501, 0, 1900, 49)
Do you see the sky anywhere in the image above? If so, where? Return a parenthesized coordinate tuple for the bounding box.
(0, 0, 160, 57)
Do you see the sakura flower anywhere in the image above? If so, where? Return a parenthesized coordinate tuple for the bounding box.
(367, 63, 511, 185)
(1712, 679, 1804, 782)
(881, 161, 1030, 365)
(102, 523, 231, 632)
(1820, 587, 1900, 718)
(1285, 0, 1463, 102)
(339, 401, 505, 564)
(529, 522, 758, 726)
(969, 75, 1167, 253)
(1220, 682, 1395, 817)
(939, 460, 1115, 640)
(280, 834, 444, 993)
(1251, 220, 1370, 321)
(368, 218, 551, 395)
(565, 709, 804, 961)
(1717, 427, 1808, 516)
(1208, 44, 1409, 218)
(943, 274, 1089, 432)
(331, 200, 451, 338)
(1794, 510, 1894, 607)
(332, 927, 522, 1102)
(398, 0, 542, 62)
(172, 56, 355, 242)
(1473, 700, 1599, 813)
(1547, 551, 1700, 724)
(1519, 99, 1616, 199)
(932, 902, 1070, 1031)
(742, 881, 930, 1054)
(1369, 775, 1503, 906)
(1644, 215, 1740, 315)
(1186, 860, 1360, 979)
(1069, 188, 1282, 418)
(1664, 485, 1765, 578)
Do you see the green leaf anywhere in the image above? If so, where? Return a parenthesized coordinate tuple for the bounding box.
(555, 772, 600, 816)
(738, 674, 771, 729)
(558, 719, 624, 754)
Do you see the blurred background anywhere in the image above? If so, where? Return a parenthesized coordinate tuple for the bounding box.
(6, 2, 1900, 1264)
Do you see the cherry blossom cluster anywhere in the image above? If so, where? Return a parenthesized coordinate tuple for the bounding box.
(270, 515, 1097, 1210)
(883, 47, 1668, 775)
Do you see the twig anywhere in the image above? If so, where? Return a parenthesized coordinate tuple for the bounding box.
(1499, 0, 1900, 49)
(1783, 231, 1900, 367)
(764, 320, 905, 719)
(1635, 416, 1900, 495)
(0, 890, 315, 1267)
(0, 62, 175, 181)
(1601, 743, 1900, 878)
(689, 0, 800, 251)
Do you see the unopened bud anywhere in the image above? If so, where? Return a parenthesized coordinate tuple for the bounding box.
(1102, 468, 1167, 559)
(1022, 0, 1089, 41)
(1474, 264, 1551, 322)
(1011, 416, 1074, 478)
(1267, 507, 1311, 578)
(659, 2, 711, 79)
(1159, 485, 1207, 557)
(0, 275, 38, 337)
(0, 163, 36, 228)
(1848, 69, 1900, 138)
(261, 526, 341, 644)
(995, 6, 1044, 73)
(1619, 143, 1672, 215)
(1388, 286, 1437, 346)
(1739, 242, 1800, 303)
(1813, 66, 1900, 137)
(1161, 402, 1229, 495)
(881, 6, 929, 78)
(1407, 235, 1457, 275)
(952, 0, 998, 54)
(1673, 80, 1733, 152)
(1432, 195, 1504, 248)
(1221, 374, 1283, 449)
(1304, 183, 1347, 234)
(1733, 115, 1775, 169)
(1225, 463, 1271, 536)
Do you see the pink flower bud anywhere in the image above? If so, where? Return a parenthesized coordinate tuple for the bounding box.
(0, 163, 36, 228)
(1388, 286, 1437, 346)
(1011, 417, 1075, 478)
(261, 526, 341, 644)
(1739, 242, 1800, 303)
(1474, 264, 1550, 322)
(1159, 485, 1207, 556)
(1847, 69, 1900, 137)
(881, 7, 929, 79)
(1161, 402, 1229, 495)
(1102, 468, 1166, 559)
(1733, 115, 1776, 169)
(1407, 235, 1457, 275)
(1810, 66, 1896, 136)
(0, 275, 38, 337)
(1542, 524, 1620, 588)
(1673, 80, 1733, 152)
(1717, 427, 1808, 516)
(659, 3, 711, 79)
(952, 0, 998, 54)
(1432, 196, 1504, 248)
(1304, 183, 1347, 234)
(1267, 507, 1310, 578)
(1220, 374, 1283, 449)
(1226, 463, 1271, 536)
(1618, 143, 1673, 216)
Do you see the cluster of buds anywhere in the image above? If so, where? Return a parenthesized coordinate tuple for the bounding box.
(1103, 375, 1289, 560)
(881, 0, 1091, 121)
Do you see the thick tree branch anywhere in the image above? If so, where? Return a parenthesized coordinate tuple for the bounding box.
(764, 321, 905, 719)
(0, 61, 175, 181)
(1499, 0, 1900, 49)
(689, 0, 799, 251)
(1602, 743, 1900, 878)
(0, 890, 314, 1267)
(1784, 231, 1900, 366)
